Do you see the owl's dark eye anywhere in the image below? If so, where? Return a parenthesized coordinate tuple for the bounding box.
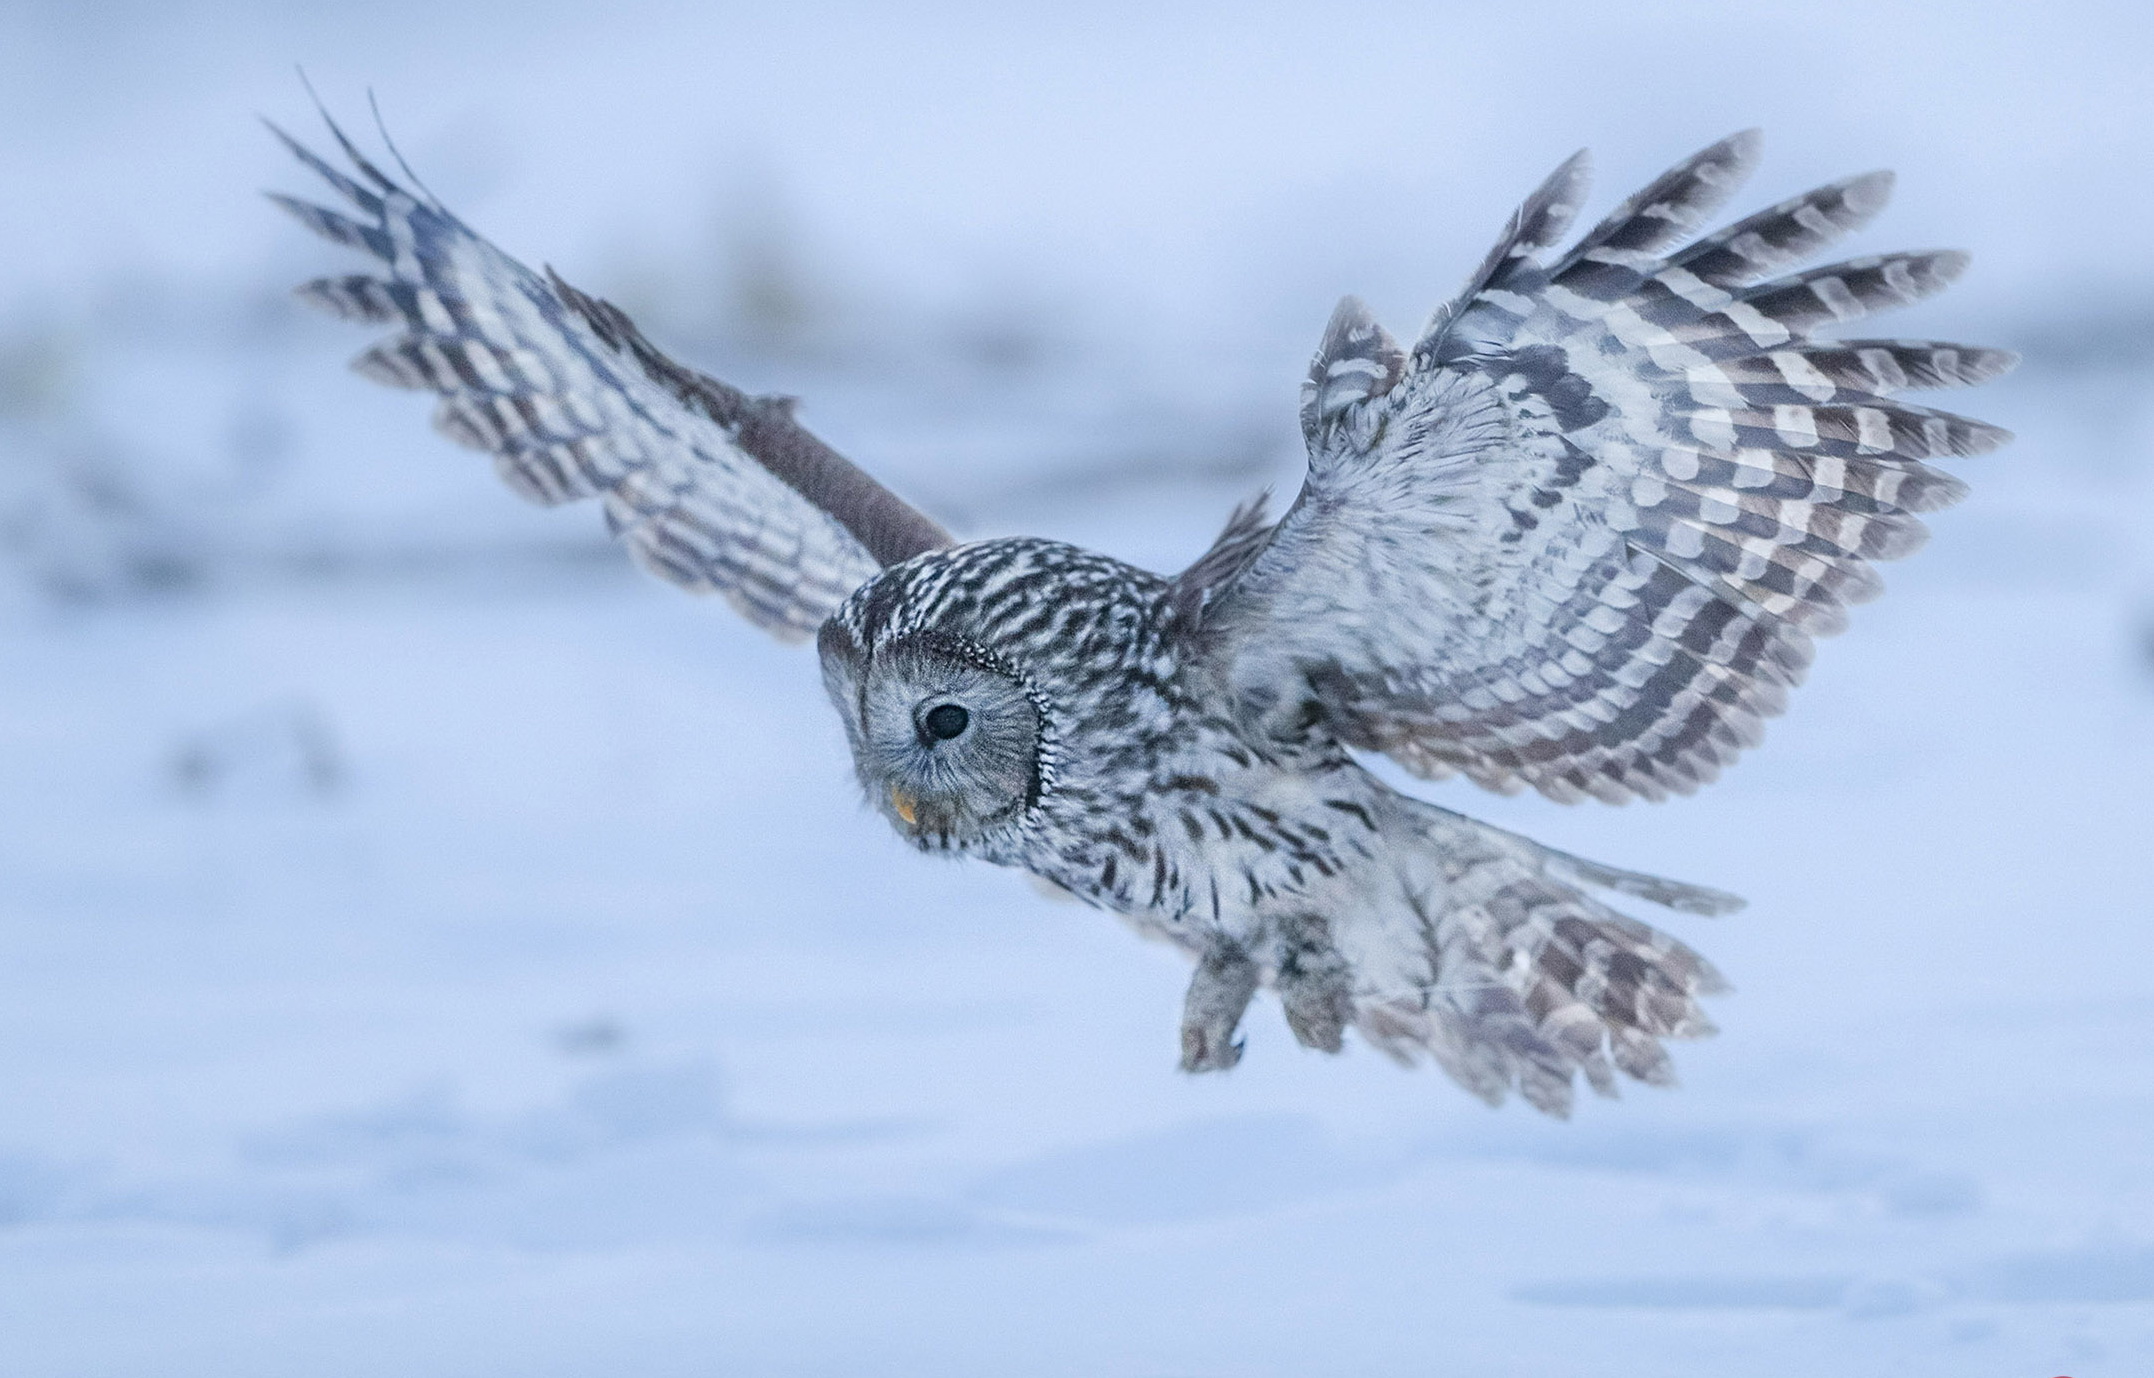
(922, 702, 970, 741)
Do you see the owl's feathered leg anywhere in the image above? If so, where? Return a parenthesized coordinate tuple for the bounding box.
(1179, 936, 1259, 1072)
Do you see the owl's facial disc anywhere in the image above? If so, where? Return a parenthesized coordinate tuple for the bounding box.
(823, 637, 1042, 851)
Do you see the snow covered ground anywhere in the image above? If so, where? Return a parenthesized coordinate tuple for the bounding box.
(3, 3, 2153, 1375)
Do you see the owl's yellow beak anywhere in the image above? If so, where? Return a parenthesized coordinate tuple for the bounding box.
(889, 786, 919, 827)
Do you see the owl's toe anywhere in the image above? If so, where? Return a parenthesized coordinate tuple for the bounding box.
(1281, 994, 1349, 1054)
(1179, 1023, 1244, 1072)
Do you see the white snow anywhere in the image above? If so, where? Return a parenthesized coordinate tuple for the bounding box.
(3, 3, 2153, 1374)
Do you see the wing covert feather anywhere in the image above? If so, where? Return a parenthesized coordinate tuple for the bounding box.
(1194, 134, 2014, 804)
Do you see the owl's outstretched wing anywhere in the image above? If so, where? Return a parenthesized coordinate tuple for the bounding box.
(1184, 132, 2014, 803)
(268, 114, 950, 639)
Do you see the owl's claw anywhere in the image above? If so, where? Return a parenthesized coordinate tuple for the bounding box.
(1179, 936, 1259, 1074)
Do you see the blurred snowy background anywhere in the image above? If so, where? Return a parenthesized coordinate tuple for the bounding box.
(3, 1, 2152, 1374)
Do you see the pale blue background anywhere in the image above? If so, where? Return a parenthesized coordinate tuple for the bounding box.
(2, 3, 2151, 1374)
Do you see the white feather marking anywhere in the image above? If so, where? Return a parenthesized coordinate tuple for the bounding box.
(384, 193, 423, 280)
(416, 340, 460, 389)
(525, 393, 573, 440)
(1656, 265, 1732, 310)
(1771, 405, 1819, 448)
(560, 390, 606, 431)
(1769, 351, 1837, 402)
(1697, 492, 1740, 526)
(1729, 449, 1778, 490)
(1854, 346, 1908, 392)
(1687, 411, 1738, 449)
(416, 289, 456, 336)
(462, 343, 513, 394)
(1853, 407, 1894, 454)
(1720, 300, 1792, 347)
(1682, 364, 1743, 410)
(1810, 275, 1863, 322)
(1791, 202, 1838, 239)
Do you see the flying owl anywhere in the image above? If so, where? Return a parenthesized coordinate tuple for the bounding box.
(270, 114, 2012, 1116)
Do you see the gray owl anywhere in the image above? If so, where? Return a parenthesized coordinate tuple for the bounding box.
(271, 115, 2012, 1116)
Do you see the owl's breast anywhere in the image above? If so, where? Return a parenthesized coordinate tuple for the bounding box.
(1018, 691, 1388, 943)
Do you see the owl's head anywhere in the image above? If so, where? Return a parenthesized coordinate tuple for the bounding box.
(816, 625, 1044, 852)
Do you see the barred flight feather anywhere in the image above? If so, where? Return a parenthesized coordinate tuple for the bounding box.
(1560, 131, 1760, 268)
(269, 112, 948, 641)
(1203, 133, 2013, 803)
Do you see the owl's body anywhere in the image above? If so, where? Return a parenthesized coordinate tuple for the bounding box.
(272, 114, 2011, 1116)
(827, 533, 1730, 1110)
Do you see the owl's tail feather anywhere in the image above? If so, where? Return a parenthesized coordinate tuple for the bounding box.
(1501, 829, 1744, 919)
(1354, 805, 1732, 1117)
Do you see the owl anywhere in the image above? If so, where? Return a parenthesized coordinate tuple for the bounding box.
(271, 114, 2012, 1116)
